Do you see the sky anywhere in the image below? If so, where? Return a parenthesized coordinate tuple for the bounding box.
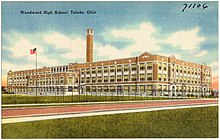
(1, 1, 218, 89)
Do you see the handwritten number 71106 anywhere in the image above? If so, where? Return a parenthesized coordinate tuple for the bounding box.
(182, 3, 208, 12)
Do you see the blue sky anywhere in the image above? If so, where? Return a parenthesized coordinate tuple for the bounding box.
(1, 1, 218, 86)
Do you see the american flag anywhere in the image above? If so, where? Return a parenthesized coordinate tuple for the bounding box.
(30, 48, 37, 54)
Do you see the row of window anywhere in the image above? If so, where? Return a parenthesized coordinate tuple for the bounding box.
(8, 83, 211, 93)
(171, 69, 210, 77)
(81, 67, 153, 75)
(8, 76, 210, 86)
(84, 85, 211, 92)
(81, 74, 153, 83)
(8, 77, 79, 86)
(50, 66, 70, 73)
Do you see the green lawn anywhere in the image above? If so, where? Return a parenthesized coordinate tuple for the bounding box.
(2, 94, 181, 104)
(2, 106, 218, 138)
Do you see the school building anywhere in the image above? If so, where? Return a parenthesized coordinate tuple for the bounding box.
(7, 29, 212, 96)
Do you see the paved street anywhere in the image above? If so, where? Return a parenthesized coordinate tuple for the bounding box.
(2, 99, 218, 124)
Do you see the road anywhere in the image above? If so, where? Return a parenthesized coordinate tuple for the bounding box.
(2, 99, 218, 124)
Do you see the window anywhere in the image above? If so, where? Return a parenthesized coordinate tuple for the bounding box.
(92, 87, 96, 92)
(97, 70, 102, 73)
(97, 87, 102, 92)
(147, 85, 152, 91)
(158, 63, 162, 70)
(140, 85, 145, 92)
(131, 74, 137, 81)
(140, 74, 145, 81)
(110, 67, 115, 73)
(68, 86, 73, 92)
(147, 66, 152, 70)
(163, 86, 167, 91)
(117, 65, 122, 72)
(92, 77, 96, 83)
(68, 77, 73, 85)
(92, 69, 96, 74)
(130, 85, 137, 92)
(163, 64, 167, 70)
(117, 75, 122, 82)
(110, 76, 115, 82)
(86, 70, 90, 74)
(158, 85, 162, 91)
(97, 68, 102, 73)
(140, 63, 145, 71)
(86, 86, 90, 92)
(147, 73, 152, 77)
(158, 74, 162, 81)
(123, 85, 129, 92)
(104, 76, 108, 82)
(140, 66, 145, 71)
(124, 65, 129, 71)
(81, 78, 85, 83)
(104, 69, 108, 73)
(97, 76, 102, 83)
(131, 64, 137, 71)
(86, 77, 90, 83)
(163, 74, 167, 81)
(124, 75, 129, 81)
(117, 69, 122, 72)
(110, 86, 115, 92)
(147, 77, 152, 81)
(59, 77, 64, 85)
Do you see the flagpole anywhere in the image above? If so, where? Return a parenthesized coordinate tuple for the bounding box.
(36, 49, 38, 103)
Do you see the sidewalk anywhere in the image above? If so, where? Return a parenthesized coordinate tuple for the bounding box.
(2, 98, 218, 108)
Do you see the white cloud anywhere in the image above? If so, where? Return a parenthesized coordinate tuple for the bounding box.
(97, 23, 207, 61)
(164, 27, 206, 50)
(44, 32, 86, 59)
(194, 50, 208, 57)
(3, 32, 60, 67)
(94, 44, 131, 60)
(2, 23, 211, 75)
(95, 22, 161, 60)
(2, 61, 35, 72)
(4, 23, 208, 68)
(110, 22, 160, 52)
(6, 38, 42, 59)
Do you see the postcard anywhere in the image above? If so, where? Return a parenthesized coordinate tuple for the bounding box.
(1, 1, 218, 138)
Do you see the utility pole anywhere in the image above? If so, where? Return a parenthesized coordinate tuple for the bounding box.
(35, 49, 38, 103)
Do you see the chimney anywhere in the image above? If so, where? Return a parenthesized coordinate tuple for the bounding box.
(86, 28, 93, 63)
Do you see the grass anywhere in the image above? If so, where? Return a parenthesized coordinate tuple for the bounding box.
(2, 106, 218, 138)
(2, 93, 180, 104)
